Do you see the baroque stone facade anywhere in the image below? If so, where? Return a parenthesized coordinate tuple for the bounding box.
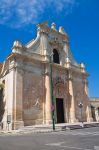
(0, 22, 93, 130)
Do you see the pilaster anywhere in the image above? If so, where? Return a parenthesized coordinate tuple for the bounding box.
(38, 23, 49, 58)
(3, 62, 15, 131)
(83, 78, 89, 95)
(83, 78, 93, 122)
(12, 67, 24, 129)
(44, 65, 52, 124)
(68, 71, 78, 123)
(63, 41, 69, 58)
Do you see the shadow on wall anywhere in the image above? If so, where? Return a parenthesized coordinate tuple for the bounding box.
(0, 85, 5, 123)
(75, 87, 91, 122)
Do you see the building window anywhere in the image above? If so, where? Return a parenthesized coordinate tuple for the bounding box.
(53, 49, 60, 64)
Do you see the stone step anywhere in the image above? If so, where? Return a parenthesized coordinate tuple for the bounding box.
(17, 122, 99, 132)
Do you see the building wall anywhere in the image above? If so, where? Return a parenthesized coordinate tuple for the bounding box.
(23, 71, 44, 125)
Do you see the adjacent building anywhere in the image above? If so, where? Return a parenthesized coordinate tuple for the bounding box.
(90, 98, 99, 122)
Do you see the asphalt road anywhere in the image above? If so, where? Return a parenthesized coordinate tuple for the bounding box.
(0, 127, 99, 150)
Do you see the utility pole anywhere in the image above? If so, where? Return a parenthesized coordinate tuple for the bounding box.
(78, 102, 83, 127)
(49, 55, 55, 130)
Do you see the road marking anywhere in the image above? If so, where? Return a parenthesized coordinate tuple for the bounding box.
(46, 142, 92, 150)
(94, 146, 99, 150)
(49, 131, 99, 136)
(58, 145, 91, 150)
(46, 142, 65, 146)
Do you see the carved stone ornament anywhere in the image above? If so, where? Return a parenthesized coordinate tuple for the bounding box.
(54, 84, 66, 98)
(53, 76, 64, 86)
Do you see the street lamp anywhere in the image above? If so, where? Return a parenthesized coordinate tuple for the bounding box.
(78, 102, 83, 127)
(49, 53, 55, 131)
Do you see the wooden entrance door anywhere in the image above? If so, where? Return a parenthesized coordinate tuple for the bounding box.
(56, 98, 65, 123)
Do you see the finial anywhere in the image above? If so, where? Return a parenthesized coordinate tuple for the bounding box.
(51, 22, 56, 30)
(13, 40, 22, 48)
(80, 63, 85, 73)
(80, 63, 85, 68)
(59, 26, 67, 35)
(66, 57, 71, 63)
(12, 40, 23, 53)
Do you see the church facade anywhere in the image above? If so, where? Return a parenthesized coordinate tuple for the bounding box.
(0, 22, 93, 130)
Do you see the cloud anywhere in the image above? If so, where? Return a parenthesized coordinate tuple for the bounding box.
(0, 0, 78, 28)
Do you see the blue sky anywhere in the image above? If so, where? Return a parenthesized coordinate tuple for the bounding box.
(0, 0, 99, 97)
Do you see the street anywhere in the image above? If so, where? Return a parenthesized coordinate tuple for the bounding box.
(0, 127, 99, 150)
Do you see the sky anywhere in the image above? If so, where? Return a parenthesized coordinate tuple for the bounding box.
(0, 0, 99, 97)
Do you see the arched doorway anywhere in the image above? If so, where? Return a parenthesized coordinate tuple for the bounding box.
(53, 78, 67, 123)
(53, 49, 60, 64)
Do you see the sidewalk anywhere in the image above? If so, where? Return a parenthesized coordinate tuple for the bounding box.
(0, 122, 99, 135)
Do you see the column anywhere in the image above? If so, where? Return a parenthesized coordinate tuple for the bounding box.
(12, 67, 24, 129)
(45, 66, 52, 124)
(68, 72, 77, 123)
